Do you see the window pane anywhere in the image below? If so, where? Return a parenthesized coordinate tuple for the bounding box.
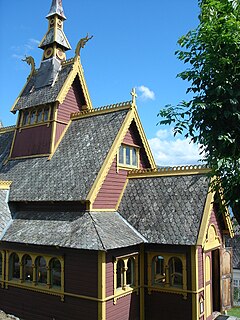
(152, 256, 165, 285)
(169, 257, 183, 287)
(126, 258, 135, 286)
(9, 253, 20, 280)
(119, 146, 124, 164)
(30, 111, 36, 124)
(23, 255, 33, 282)
(50, 258, 61, 287)
(37, 109, 43, 122)
(22, 112, 29, 126)
(36, 256, 47, 284)
(44, 108, 49, 121)
(132, 148, 137, 166)
(126, 147, 130, 165)
(117, 259, 124, 288)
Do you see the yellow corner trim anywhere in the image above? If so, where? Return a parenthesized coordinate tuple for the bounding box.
(98, 251, 106, 320)
(0, 181, 12, 190)
(0, 126, 16, 134)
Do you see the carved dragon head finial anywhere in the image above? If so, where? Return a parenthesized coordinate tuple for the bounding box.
(22, 55, 36, 79)
(74, 33, 93, 60)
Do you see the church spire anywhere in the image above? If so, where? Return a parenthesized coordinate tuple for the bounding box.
(39, 0, 71, 62)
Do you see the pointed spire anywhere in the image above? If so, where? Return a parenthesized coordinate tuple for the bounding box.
(46, 0, 66, 20)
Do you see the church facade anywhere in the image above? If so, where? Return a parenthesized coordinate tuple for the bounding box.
(0, 1, 234, 319)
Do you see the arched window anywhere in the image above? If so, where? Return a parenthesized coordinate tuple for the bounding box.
(36, 256, 47, 284)
(169, 257, 183, 287)
(9, 253, 20, 280)
(50, 258, 61, 288)
(44, 107, 50, 122)
(0, 252, 2, 279)
(126, 257, 135, 286)
(23, 254, 33, 282)
(152, 255, 165, 285)
(116, 259, 124, 288)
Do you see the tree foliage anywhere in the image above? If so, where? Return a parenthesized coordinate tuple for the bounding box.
(158, 0, 240, 223)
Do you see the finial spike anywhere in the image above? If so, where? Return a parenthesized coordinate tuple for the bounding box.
(131, 88, 137, 105)
(47, 0, 66, 20)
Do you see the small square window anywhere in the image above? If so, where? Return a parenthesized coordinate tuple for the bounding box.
(118, 145, 138, 168)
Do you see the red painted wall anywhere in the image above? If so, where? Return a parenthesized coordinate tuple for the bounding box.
(106, 293, 140, 320)
(93, 121, 151, 209)
(0, 244, 98, 320)
(11, 125, 52, 158)
(55, 122, 66, 145)
(198, 246, 204, 289)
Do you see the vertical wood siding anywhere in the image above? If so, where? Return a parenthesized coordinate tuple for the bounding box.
(55, 122, 66, 145)
(145, 291, 192, 320)
(11, 125, 52, 158)
(57, 77, 84, 123)
(106, 293, 140, 320)
(92, 159, 127, 209)
(0, 245, 98, 320)
(198, 246, 204, 289)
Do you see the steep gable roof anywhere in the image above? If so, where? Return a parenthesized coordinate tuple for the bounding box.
(1, 211, 144, 251)
(0, 108, 129, 201)
(118, 168, 210, 245)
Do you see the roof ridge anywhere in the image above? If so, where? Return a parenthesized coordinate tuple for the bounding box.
(128, 165, 211, 178)
(71, 100, 132, 120)
(0, 126, 16, 133)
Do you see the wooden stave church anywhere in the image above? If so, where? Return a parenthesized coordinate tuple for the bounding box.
(0, 1, 234, 319)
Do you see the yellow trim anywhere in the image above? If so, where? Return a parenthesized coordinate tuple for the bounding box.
(0, 126, 15, 134)
(98, 251, 106, 320)
(115, 179, 129, 211)
(90, 208, 117, 212)
(132, 108, 156, 169)
(147, 252, 187, 299)
(8, 128, 17, 159)
(196, 187, 215, 247)
(50, 103, 59, 154)
(0, 181, 12, 190)
(203, 224, 221, 251)
(48, 120, 72, 160)
(57, 59, 92, 110)
(71, 102, 132, 120)
(129, 166, 211, 179)
(191, 247, 199, 320)
(140, 244, 145, 320)
(86, 108, 135, 205)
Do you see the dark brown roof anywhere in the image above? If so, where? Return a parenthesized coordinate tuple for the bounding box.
(118, 174, 210, 245)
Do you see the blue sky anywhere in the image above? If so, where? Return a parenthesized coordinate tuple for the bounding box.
(0, 0, 202, 166)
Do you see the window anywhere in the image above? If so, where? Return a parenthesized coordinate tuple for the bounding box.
(20, 106, 51, 127)
(169, 257, 183, 287)
(23, 254, 33, 282)
(114, 254, 138, 297)
(152, 255, 165, 285)
(9, 253, 20, 280)
(50, 258, 61, 288)
(118, 145, 139, 168)
(148, 252, 186, 296)
(36, 256, 47, 284)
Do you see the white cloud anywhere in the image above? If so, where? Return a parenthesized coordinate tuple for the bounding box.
(148, 128, 204, 166)
(137, 85, 155, 101)
(11, 38, 40, 60)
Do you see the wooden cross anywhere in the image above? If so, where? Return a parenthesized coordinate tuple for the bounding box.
(131, 88, 137, 105)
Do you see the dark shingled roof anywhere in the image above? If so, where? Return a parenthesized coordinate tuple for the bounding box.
(12, 63, 73, 111)
(118, 174, 210, 245)
(0, 109, 129, 201)
(0, 190, 12, 239)
(0, 131, 14, 170)
(1, 211, 144, 250)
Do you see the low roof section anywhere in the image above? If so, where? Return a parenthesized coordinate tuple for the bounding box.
(118, 170, 210, 246)
(0, 108, 129, 202)
(1, 211, 145, 251)
(0, 189, 12, 239)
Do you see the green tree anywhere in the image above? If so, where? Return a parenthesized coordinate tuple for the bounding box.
(158, 0, 240, 223)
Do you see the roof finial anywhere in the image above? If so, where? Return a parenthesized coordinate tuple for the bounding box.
(47, 0, 66, 20)
(131, 88, 137, 105)
(74, 34, 93, 60)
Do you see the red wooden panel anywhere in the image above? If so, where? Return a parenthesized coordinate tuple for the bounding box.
(54, 122, 66, 145)
(106, 293, 139, 320)
(11, 125, 52, 158)
(198, 246, 204, 289)
(57, 77, 84, 123)
(93, 159, 128, 209)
